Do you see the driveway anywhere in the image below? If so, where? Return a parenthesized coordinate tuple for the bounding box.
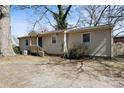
(0, 55, 123, 88)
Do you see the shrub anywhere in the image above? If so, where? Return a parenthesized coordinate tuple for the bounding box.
(65, 44, 90, 59)
(13, 46, 21, 54)
(0, 50, 1, 55)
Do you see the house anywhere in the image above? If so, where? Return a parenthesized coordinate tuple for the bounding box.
(18, 25, 113, 57)
(114, 36, 124, 43)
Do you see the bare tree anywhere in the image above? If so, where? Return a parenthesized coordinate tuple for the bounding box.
(78, 5, 124, 36)
(0, 5, 15, 56)
(17, 5, 72, 31)
(78, 5, 109, 26)
(16, 5, 124, 36)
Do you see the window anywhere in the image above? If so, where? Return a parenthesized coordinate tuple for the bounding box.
(52, 35, 57, 44)
(82, 33, 90, 43)
(26, 39, 28, 46)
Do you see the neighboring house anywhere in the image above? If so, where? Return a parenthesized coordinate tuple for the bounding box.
(18, 25, 113, 57)
(114, 36, 124, 43)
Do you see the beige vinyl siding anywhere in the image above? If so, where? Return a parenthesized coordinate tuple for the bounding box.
(18, 26, 112, 57)
(67, 32, 81, 49)
(42, 33, 64, 54)
(89, 30, 111, 56)
(19, 38, 30, 52)
(67, 29, 112, 57)
(19, 37, 38, 52)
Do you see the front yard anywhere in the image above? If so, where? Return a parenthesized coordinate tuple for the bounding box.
(0, 55, 124, 88)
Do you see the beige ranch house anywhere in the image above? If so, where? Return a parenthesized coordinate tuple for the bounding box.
(18, 25, 113, 57)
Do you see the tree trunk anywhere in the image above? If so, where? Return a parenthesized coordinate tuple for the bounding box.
(0, 5, 15, 56)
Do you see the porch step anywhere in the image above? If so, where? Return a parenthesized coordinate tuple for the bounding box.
(29, 45, 43, 54)
(38, 51, 44, 57)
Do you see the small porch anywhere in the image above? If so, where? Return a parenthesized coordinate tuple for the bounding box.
(29, 35, 44, 56)
(27, 30, 68, 56)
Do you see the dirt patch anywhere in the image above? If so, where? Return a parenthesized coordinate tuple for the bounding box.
(0, 55, 123, 88)
(0, 55, 45, 62)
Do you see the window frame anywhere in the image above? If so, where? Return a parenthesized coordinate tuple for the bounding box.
(51, 35, 57, 44)
(81, 32, 91, 44)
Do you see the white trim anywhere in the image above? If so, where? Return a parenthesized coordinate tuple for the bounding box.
(111, 31, 114, 57)
(51, 34, 57, 44)
(81, 32, 91, 44)
(64, 31, 67, 53)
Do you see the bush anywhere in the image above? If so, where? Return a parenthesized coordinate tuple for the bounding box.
(13, 46, 21, 54)
(65, 44, 90, 59)
(0, 50, 1, 55)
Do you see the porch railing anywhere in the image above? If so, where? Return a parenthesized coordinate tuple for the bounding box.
(29, 45, 43, 54)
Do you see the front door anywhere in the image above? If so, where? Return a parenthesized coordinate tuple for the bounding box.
(38, 37, 42, 47)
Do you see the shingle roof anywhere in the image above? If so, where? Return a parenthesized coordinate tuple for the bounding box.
(18, 25, 113, 39)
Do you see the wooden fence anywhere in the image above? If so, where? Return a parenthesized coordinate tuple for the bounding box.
(113, 42, 124, 56)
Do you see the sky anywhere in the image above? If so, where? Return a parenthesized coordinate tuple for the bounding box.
(10, 5, 124, 38)
(11, 6, 33, 37)
(10, 5, 79, 38)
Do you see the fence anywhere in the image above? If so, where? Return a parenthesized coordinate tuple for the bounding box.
(113, 42, 124, 57)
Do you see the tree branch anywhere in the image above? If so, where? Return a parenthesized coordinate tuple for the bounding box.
(62, 5, 72, 21)
(45, 16, 56, 29)
(75, 16, 81, 27)
(114, 31, 124, 37)
(32, 10, 48, 30)
(94, 5, 109, 26)
(44, 6, 58, 17)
